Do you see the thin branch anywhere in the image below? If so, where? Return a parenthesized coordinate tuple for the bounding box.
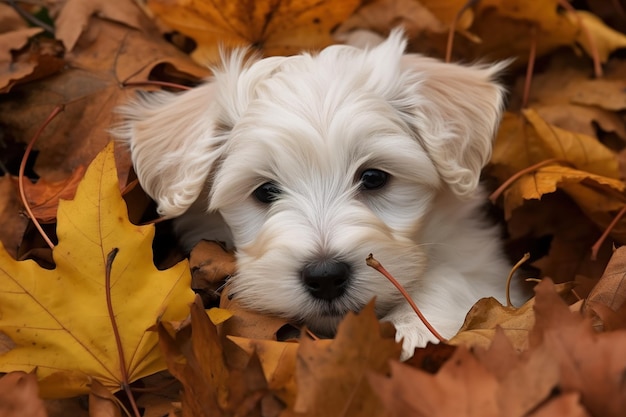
(591, 205, 626, 260)
(122, 80, 192, 91)
(366, 254, 447, 343)
(522, 26, 537, 109)
(506, 253, 530, 307)
(105, 248, 141, 417)
(18, 104, 64, 250)
(7, 0, 55, 35)
(558, 0, 603, 78)
(489, 158, 573, 203)
(445, 0, 479, 63)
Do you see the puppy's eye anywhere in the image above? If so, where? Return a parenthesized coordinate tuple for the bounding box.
(253, 182, 282, 203)
(360, 169, 388, 190)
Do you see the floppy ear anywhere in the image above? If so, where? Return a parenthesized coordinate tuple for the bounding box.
(112, 84, 228, 217)
(399, 55, 507, 196)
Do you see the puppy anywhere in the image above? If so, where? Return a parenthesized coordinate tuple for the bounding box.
(114, 30, 519, 358)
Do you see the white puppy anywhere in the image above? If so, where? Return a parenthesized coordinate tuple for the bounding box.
(115, 31, 517, 358)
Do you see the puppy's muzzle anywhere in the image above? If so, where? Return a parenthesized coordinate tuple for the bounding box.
(301, 260, 351, 301)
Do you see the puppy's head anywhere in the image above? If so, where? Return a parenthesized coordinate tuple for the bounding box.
(114, 30, 505, 334)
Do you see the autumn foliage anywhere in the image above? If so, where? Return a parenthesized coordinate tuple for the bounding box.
(1, 0, 626, 416)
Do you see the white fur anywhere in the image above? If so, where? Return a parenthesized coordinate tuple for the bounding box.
(113, 30, 522, 359)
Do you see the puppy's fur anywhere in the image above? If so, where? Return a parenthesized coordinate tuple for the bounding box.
(114, 31, 519, 358)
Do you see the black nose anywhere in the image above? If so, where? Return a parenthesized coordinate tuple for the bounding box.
(301, 260, 351, 301)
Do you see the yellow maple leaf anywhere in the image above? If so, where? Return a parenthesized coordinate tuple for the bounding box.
(0, 142, 195, 398)
(147, 0, 361, 65)
(491, 109, 620, 182)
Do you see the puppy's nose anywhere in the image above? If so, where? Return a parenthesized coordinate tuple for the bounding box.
(301, 260, 351, 300)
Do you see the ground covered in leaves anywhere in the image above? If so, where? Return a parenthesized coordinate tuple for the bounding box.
(1, 0, 626, 416)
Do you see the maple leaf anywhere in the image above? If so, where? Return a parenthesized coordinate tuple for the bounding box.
(147, 0, 361, 64)
(448, 297, 535, 350)
(289, 302, 401, 417)
(0, 142, 195, 398)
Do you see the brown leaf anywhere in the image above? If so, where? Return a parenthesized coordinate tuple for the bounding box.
(219, 285, 292, 341)
(88, 378, 121, 417)
(189, 240, 236, 305)
(448, 297, 535, 350)
(12, 166, 87, 223)
(372, 347, 500, 417)
(527, 393, 591, 417)
(54, 0, 146, 51)
(0, 177, 28, 259)
(0, 5, 209, 187)
(531, 279, 626, 417)
(582, 246, 626, 321)
(291, 302, 400, 417)
(228, 336, 301, 408)
(147, 0, 361, 64)
(158, 296, 230, 416)
(0, 371, 48, 417)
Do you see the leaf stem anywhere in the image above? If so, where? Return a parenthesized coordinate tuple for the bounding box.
(558, 0, 603, 78)
(366, 254, 447, 343)
(18, 104, 64, 250)
(105, 248, 141, 417)
(488, 158, 573, 203)
(445, 0, 478, 63)
(591, 205, 626, 260)
(506, 253, 530, 307)
(122, 80, 192, 91)
(522, 26, 537, 109)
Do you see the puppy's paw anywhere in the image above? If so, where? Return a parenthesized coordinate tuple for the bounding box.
(393, 320, 439, 361)
(385, 308, 460, 361)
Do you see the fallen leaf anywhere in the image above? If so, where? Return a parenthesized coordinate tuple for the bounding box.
(88, 378, 121, 417)
(371, 347, 500, 417)
(0, 177, 28, 259)
(0, 142, 195, 397)
(147, 0, 361, 64)
(13, 166, 87, 223)
(531, 279, 626, 417)
(189, 240, 236, 305)
(448, 297, 535, 350)
(502, 164, 625, 219)
(0, 371, 47, 417)
(569, 10, 626, 62)
(229, 336, 304, 408)
(527, 393, 591, 417)
(582, 246, 626, 329)
(158, 295, 281, 417)
(291, 302, 401, 416)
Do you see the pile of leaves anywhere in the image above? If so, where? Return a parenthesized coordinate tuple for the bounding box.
(1, 0, 626, 416)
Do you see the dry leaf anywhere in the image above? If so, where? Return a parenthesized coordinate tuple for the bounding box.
(582, 246, 626, 329)
(0, 371, 48, 417)
(291, 302, 400, 417)
(448, 297, 535, 350)
(147, 0, 361, 64)
(0, 143, 195, 397)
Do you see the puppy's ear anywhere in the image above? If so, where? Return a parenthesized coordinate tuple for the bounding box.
(399, 55, 507, 197)
(112, 84, 227, 217)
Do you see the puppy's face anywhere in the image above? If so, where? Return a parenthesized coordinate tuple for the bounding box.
(114, 31, 505, 333)
(211, 86, 440, 333)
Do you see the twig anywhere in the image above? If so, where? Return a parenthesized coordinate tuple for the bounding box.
(489, 158, 573, 203)
(591, 205, 626, 260)
(105, 248, 141, 417)
(445, 0, 479, 63)
(506, 253, 530, 307)
(557, 0, 603, 78)
(366, 254, 447, 343)
(18, 104, 64, 250)
(7, 0, 55, 35)
(522, 26, 537, 109)
(122, 81, 192, 91)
